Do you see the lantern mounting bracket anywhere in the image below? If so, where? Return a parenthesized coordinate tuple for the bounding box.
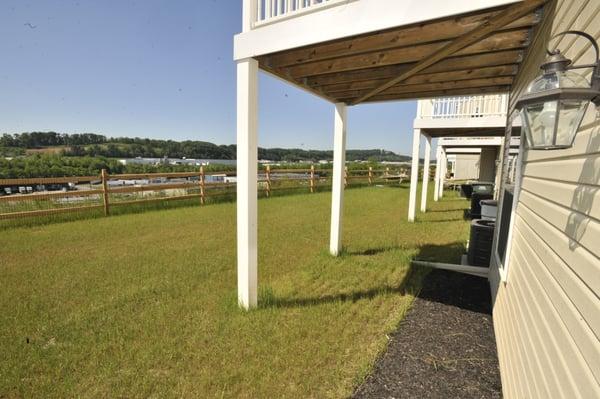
(546, 30, 600, 104)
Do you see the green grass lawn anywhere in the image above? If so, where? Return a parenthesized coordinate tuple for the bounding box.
(0, 186, 469, 398)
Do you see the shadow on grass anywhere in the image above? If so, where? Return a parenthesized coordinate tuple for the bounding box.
(438, 198, 468, 202)
(414, 242, 466, 263)
(426, 207, 469, 213)
(258, 270, 421, 310)
(258, 241, 470, 310)
(418, 217, 466, 223)
(342, 246, 406, 256)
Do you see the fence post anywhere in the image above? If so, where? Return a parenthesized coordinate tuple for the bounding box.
(310, 165, 315, 193)
(368, 166, 373, 185)
(266, 165, 271, 197)
(344, 166, 348, 188)
(200, 166, 205, 205)
(101, 169, 110, 216)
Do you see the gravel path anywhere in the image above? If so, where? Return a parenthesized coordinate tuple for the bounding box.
(353, 269, 502, 399)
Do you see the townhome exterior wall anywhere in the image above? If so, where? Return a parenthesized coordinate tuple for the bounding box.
(490, 1, 600, 397)
(453, 154, 481, 180)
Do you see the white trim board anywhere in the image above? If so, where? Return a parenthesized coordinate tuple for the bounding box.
(414, 116, 517, 129)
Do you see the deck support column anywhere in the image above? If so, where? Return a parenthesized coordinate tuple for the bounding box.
(408, 128, 421, 222)
(433, 144, 441, 202)
(420, 134, 431, 212)
(439, 148, 446, 199)
(236, 58, 258, 310)
(330, 103, 347, 256)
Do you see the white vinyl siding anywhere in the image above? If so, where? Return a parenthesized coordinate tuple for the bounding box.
(490, 0, 600, 397)
(453, 154, 480, 180)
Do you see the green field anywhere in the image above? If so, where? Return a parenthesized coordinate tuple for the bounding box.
(0, 186, 469, 398)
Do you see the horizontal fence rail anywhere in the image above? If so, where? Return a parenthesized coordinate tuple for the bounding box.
(0, 166, 409, 223)
(418, 94, 508, 119)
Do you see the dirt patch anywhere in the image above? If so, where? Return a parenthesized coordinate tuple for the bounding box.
(353, 269, 501, 399)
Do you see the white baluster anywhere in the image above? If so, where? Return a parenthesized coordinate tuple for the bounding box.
(469, 96, 474, 117)
(481, 96, 485, 115)
(483, 96, 488, 115)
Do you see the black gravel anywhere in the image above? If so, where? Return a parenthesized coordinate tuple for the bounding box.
(353, 269, 501, 399)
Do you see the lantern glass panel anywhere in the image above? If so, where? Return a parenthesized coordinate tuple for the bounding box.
(523, 101, 558, 148)
(555, 99, 589, 147)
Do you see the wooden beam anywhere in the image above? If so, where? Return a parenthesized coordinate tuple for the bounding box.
(305, 64, 413, 87)
(352, 0, 547, 104)
(382, 76, 514, 95)
(304, 49, 523, 87)
(338, 85, 511, 103)
(396, 64, 518, 85)
(321, 64, 518, 94)
(332, 77, 513, 99)
(321, 78, 389, 95)
(423, 49, 524, 74)
(262, 12, 539, 68)
(284, 29, 530, 79)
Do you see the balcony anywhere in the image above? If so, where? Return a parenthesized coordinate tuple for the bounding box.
(418, 94, 508, 120)
(413, 94, 513, 134)
(253, 0, 349, 27)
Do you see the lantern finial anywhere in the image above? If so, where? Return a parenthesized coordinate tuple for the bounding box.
(541, 51, 571, 74)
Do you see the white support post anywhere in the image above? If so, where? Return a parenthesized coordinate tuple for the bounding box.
(237, 58, 259, 310)
(408, 128, 421, 222)
(439, 148, 446, 199)
(433, 144, 441, 202)
(420, 135, 431, 213)
(330, 103, 347, 256)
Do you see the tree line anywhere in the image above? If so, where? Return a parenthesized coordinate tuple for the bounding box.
(1, 132, 410, 162)
(0, 155, 235, 179)
(0, 154, 408, 180)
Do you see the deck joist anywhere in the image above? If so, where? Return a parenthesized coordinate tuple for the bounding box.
(256, 1, 547, 104)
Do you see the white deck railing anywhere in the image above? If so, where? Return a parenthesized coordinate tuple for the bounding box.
(418, 94, 508, 119)
(252, 0, 349, 27)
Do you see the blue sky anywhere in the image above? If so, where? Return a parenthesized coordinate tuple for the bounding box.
(0, 0, 419, 155)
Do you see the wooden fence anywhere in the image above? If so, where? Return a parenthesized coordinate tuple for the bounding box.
(0, 166, 407, 221)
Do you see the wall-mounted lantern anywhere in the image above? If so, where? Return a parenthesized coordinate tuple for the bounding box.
(516, 30, 600, 150)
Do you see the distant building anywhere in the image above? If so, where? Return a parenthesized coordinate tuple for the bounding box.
(118, 158, 236, 167)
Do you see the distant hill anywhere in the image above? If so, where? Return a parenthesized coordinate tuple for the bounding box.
(1, 132, 411, 162)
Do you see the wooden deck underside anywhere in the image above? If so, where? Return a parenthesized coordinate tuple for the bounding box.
(257, 1, 546, 104)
